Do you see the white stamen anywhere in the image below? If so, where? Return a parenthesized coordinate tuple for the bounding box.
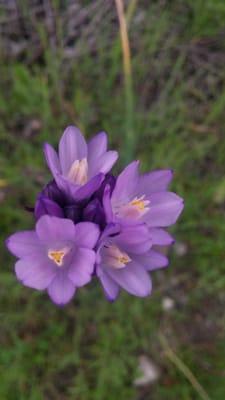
(104, 245, 131, 269)
(113, 195, 150, 219)
(67, 158, 88, 185)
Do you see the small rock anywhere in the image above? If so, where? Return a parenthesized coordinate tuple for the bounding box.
(23, 119, 42, 138)
(162, 297, 175, 311)
(174, 242, 187, 257)
(134, 355, 160, 386)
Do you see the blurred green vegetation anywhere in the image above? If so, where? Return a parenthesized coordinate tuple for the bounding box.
(0, 1, 225, 399)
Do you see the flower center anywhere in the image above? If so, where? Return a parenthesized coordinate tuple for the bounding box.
(114, 195, 150, 219)
(48, 248, 69, 267)
(130, 196, 148, 210)
(104, 245, 131, 269)
(67, 158, 88, 185)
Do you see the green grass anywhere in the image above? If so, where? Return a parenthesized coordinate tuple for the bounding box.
(0, 1, 225, 399)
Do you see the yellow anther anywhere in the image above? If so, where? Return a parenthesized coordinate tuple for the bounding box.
(118, 255, 131, 264)
(48, 249, 68, 267)
(130, 198, 146, 210)
(104, 245, 131, 269)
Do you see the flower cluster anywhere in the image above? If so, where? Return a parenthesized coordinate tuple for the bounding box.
(6, 126, 184, 305)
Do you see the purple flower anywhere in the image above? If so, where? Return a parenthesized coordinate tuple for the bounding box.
(6, 123, 184, 305)
(103, 161, 184, 241)
(6, 216, 99, 305)
(94, 161, 184, 301)
(44, 126, 118, 201)
(96, 223, 158, 301)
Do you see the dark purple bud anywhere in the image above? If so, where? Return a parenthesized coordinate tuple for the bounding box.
(83, 198, 106, 228)
(35, 196, 64, 220)
(95, 174, 116, 201)
(64, 204, 82, 223)
(42, 180, 67, 206)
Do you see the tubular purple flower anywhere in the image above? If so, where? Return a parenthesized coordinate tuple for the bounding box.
(44, 126, 118, 200)
(96, 223, 154, 301)
(103, 161, 184, 233)
(6, 216, 100, 305)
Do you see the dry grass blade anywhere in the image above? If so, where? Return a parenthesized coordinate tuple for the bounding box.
(114, 0, 132, 78)
(114, 0, 135, 161)
(159, 334, 212, 400)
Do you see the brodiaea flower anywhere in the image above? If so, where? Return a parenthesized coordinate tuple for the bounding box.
(103, 161, 184, 238)
(6, 216, 99, 305)
(44, 126, 118, 200)
(96, 223, 158, 300)
(6, 123, 184, 305)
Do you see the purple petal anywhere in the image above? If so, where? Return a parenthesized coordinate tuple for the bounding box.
(113, 223, 152, 254)
(88, 151, 118, 178)
(59, 126, 87, 175)
(150, 228, 174, 245)
(107, 261, 152, 297)
(6, 231, 41, 258)
(74, 173, 104, 201)
(53, 174, 79, 199)
(103, 184, 114, 223)
(97, 268, 119, 301)
(35, 197, 64, 219)
(145, 192, 184, 227)
(88, 132, 107, 164)
(97, 223, 121, 250)
(133, 249, 168, 271)
(44, 143, 61, 179)
(36, 215, 75, 244)
(47, 271, 75, 305)
(15, 256, 56, 290)
(68, 248, 95, 287)
(137, 169, 173, 196)
(44, 144, 71, 194)
(74, 222, 100, 249)
(111, 161, 139, 204)
(94, 174, 116, 201)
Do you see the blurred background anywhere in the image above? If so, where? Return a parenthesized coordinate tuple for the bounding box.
(0, 1, 225, 399)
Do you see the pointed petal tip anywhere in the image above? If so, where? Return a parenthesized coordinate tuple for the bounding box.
(43, 142, 51, 158)
(5, 237, 15, 254)
(125, 159, 140, 169)
(105, 292, 118, 302)
(133, 159, 140, 167)
(166, 168, 174, 181)
(43, 142, 55, 157)
(61, 125, 85, 142)
(63, 124, 82, 133)
(109, 150, 119, 162)
(96, 131, 107, 140)
(137, 282, 152, 297)
(43, 142, 48, 152)
(5, 238, 10, 250)
(50, 298, 71, 307)
(178, 197, 185, 210)
(52, 302, 67, 308)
